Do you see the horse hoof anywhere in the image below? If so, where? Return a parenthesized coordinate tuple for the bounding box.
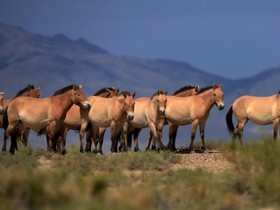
(62, 149, 67, 155)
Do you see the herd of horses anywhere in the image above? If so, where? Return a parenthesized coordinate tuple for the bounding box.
(0, 83, 279, 155)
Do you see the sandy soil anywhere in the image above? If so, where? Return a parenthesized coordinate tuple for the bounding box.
(171, 151, 233, 173)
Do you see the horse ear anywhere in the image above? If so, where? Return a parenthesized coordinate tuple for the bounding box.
(219, 84, 223, 89)
(36, 87, 41, 91)
(0, 92, 4, 95)
(132, 92, 136, 98)
(165, 90, 168, 95)
(195, 85, 199, 91)
(212, 84, 216, 89)
(79, 85, 82, 89)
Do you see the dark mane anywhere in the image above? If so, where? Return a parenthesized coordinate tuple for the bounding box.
(53, 84, 78, 96)
(151, 90, 167, 99)
(120, 91, 131, 96)
(94, 87, 118, 96)
(172, 85, 196, 95)
(196, 85, 218, 95)
(120, 91, 135, 98)
(278, 90, 280, 94)
(15, 84, 35, 97)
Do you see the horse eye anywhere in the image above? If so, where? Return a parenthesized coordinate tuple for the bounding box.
(214, 93, 217, 97)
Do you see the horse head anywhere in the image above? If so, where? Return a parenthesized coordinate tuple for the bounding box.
(121, 91, 135, 121)
(213, 84, 225, 110)
(106, 87, 119, 97)
(72, 85, 91, 110)
(152, 90, 167, 116)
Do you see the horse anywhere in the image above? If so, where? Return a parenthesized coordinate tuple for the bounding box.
(1, 85, 41, 151)
(3, 84, 91, 154)
(226, 91, 280, 145)
(145, 85, 200, 151)
(56, 87, 119, 152)
(0, 92, 4, 114)
(84, 91, 135, 153)
(121, 90, 167, 152)
(152, 84, 224, 153)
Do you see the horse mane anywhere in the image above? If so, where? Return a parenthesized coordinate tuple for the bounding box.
(53, 84, 78, 96)
(151, 90, 167, 99)
(196, 85, 218, 95)
(120, 91, 135, 98)
(15, 84, 35, 97)
(172, 85, 196, 95)
(93, 87, 118, 96)
(278, 90, 280, 94)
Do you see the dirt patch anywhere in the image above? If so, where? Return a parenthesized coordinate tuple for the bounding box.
(171, 151, 233, 173)
(37, 157, 53, 171)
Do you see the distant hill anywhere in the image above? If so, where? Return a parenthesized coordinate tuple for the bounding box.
(0, 22, 280, 151)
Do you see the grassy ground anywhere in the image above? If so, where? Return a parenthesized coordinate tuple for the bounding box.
(0, 139, 280, 210)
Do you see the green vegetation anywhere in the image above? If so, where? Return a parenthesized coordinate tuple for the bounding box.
(0, 139, 280, 210)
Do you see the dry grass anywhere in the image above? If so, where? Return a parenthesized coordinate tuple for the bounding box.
(0, 139, 280, 210)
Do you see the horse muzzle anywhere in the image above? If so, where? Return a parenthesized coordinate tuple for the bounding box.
(159, 109, 165, 116)
(127, 114, 134, 121)
(217, 104, 225, 110)
(82, 101, 91, 110)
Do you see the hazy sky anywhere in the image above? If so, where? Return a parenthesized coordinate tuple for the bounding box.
(0, 0, 279, 79)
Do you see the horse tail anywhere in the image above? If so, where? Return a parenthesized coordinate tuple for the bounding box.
(226, 105, 235, 135)
(3, 106, 9, 130)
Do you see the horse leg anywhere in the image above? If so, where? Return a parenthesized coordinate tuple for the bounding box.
(188, 121, 198, 153)
(145, 130, 153, 151)
(21, 128, 30, 146)
(120, 122, 128, 152)
(273, 119, 279, 140)
(85, 128, 93, 152)
(168, 124, 179, 151)
(150, 123, 164, 151)
(97, 128, 106, 154)
(237, 120, 247, 146)
(199, 122, 207, 152)
(3, 122, 16, 152)
(132, 128, 142, 152)
(110, 123, 122, 153)
(2, 133, 8, 152)
(9, 132, 17, 155)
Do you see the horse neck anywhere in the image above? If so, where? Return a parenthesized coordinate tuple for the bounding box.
(175, 90, 195, 97)
(52, 91, 74, 115)
(196, 90, 215, 110)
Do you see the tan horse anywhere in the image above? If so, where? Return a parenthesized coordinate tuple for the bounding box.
(0, 92, 4, 114)
(3, 84, 90, 154)
(56, 87, 119, 152)
(121, 90, 167, 152)
(1, 85, 41, 151)
(157, 84, 224, 152)
(226, 91, 280, 145)
(84, 91, 135, 153)
(146, 85, 200, 151)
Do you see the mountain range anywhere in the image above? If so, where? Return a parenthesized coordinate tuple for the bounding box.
(0, 22, 279, 151)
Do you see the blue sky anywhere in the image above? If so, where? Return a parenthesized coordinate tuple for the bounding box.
(0, 0, 279, 79)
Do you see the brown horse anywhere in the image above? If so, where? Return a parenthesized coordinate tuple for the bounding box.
(121, 90, 167, 152)
(84, 91, 135, 153)
(226, 91, 280, 145)
(56, 87, 119, 152)
(3, 84, 90, 154)
(1, 85, 41, 151)
(146, 85, 200, 151)
(157, 84, 224, 152)
(0, 92, 4, 114)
